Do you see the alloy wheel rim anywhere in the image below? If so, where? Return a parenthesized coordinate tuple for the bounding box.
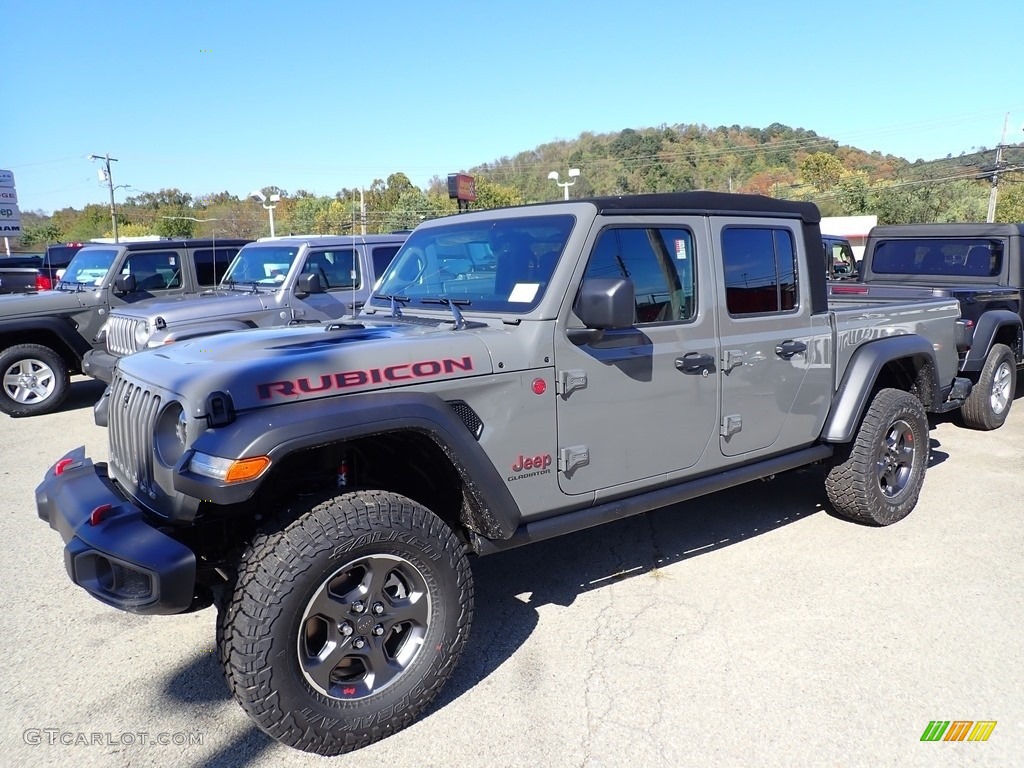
(875, 418, 916, 498)
(2, 358, 57, 404)
(990, 362, 1012, 415)
(297, 553, 431, 700)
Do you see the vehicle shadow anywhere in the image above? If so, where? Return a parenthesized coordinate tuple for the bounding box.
(55, 377, 107, 414)
(165, 468, 828, 765)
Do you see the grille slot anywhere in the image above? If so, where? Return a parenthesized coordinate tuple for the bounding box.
(109, 373, 162, 498)
(447, 400, 483, 439)
(107, 316, 143, 356)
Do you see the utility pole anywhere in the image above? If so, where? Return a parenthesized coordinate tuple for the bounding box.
(986, 114, 1009, 223)
(89, 153, 119, 242)
(359, 188, 366, 235)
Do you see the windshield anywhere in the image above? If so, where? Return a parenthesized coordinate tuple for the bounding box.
(871, 239, 1002, 278)
(59, 248, 119, 285)
(221, 244, 301, 286)
(371, 214, 575, 313)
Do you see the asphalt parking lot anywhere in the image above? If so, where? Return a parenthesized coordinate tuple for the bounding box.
(1, 376, 1021, 768)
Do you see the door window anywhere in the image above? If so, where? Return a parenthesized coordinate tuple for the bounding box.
(122, 250, 183, 290)
(303, 249, 359, 290)
(583, 227, 696, 323)
(721, 227, 797, 315)
(192, 247, 242, 286)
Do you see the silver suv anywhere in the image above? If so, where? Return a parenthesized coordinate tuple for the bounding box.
(83, 233, 406, 382)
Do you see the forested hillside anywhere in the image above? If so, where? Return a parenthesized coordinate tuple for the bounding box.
(14, 122, 1024, 249)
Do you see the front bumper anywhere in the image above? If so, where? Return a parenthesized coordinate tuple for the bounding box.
(35, 448, 197, 615)
(82, 349, 117, 384)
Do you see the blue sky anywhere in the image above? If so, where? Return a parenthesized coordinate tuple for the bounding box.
(8, 0, 1024, 213)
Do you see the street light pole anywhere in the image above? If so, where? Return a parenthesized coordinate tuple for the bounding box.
(89, 153, 119, 242)
(249, 190, 281, 237)
(547, 168, 581, 200)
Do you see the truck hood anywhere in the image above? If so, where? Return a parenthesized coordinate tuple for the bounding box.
(115, 290, 275, 323)
(118, 318, 495, 413)
(0, 289, 91, 317)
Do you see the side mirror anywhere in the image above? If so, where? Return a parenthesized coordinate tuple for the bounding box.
(570, 278, 635, 343)
(114, 274, 137, 294)
(295, 272, 324, 296)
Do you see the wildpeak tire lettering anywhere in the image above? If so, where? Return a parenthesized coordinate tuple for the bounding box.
(257, 356, 474, 399)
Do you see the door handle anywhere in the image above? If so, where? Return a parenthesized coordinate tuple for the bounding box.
(676, 352, 715, 375)
(775, 340, 807, 359)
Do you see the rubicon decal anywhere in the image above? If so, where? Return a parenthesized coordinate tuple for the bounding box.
(257, 356, 474, 399)
(508, 453, 552, 482)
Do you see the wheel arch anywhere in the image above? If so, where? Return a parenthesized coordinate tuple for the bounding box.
(962, 310, 1022, 372)
(822, 335, 940, 443)
(176, 391, 522, 542)
(0, 319, 90, 373)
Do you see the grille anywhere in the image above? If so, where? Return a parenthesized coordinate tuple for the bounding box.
(106, 316, 145, 356)
(108, 373, 162, 499)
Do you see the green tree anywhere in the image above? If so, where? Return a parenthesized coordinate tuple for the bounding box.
(800, 152, 846, 192)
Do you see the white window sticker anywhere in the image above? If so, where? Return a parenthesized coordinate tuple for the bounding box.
(675, 239, 687, 260)
(508, 283, 540, 303)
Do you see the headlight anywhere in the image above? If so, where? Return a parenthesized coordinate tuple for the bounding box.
(134, 320, 151, 350)
(189, 452, 271, 483)
(155, 402, 188, 466)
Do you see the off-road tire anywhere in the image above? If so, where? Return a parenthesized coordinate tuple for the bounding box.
(0, 343, 70, 417)
(961, 343, 1016, 431)
(217, 490, 474, 756)
(825, 388, 929, 526)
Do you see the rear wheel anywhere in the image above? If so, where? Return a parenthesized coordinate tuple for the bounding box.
(218, 490, 473, 756)
(0, 343, 70, 417)
(961, 344, 1016, 431)
(825, 388, 929, 526)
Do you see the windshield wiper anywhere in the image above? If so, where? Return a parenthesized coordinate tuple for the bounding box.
(373, 293, 411, 318)
(420, 297, 471, 330)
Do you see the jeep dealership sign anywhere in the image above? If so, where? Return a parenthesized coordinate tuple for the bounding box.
(0, 170, 21, 236)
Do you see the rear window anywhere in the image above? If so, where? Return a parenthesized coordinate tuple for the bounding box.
(871, 239, 1002, 277)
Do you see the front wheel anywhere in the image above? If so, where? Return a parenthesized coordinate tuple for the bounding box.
(0, 343, 70, 417)
(218, 490, 473, 756)
(825, 388, 929, 526)
(961, 343, 1016, 431)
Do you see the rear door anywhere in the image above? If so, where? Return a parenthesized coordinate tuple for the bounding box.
(711, 219, 832, 458)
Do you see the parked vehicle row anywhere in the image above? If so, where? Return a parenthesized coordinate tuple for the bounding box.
(34, 192, 995, 756)
(0, 238, 248, 416)
(83, 233, 406, 383)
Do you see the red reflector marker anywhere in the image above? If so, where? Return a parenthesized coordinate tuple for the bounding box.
(54, 458, 76, 476)
(532, 378, 547, 395)
(89, 504, 113, 526)
(831, 284, 869, 295)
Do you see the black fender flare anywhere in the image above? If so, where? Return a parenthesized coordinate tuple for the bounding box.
(961, 310, 1022, 372)
(0, 317, 92, 361)
(821, 335, 939, 443)
(173, 390, 521, 540)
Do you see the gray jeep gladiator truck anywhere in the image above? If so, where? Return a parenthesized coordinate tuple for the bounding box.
(836, 222, 1023, 430)
(0, 237, 248, 416)
(36, 192, 972, 756)
(82, 233, 407, 383)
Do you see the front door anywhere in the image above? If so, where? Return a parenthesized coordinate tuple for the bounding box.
(554, 218, 720, 496)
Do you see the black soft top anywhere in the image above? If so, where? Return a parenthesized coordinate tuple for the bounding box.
(868, 223, 1024, 239)
(585, 192, 821, 223)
